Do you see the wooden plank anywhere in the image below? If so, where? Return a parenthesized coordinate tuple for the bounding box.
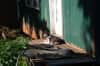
(28, 39, 87, 54)
(46, 56, 95, 65)
(56, 43, 87, 54)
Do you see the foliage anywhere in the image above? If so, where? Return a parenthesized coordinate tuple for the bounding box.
(16, 55, 28, 66)
(0, 36, 29, 66)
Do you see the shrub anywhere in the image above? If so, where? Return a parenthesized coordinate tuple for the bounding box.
(0, 36, 28, 66)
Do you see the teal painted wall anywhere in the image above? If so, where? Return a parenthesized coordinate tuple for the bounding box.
(62, 0, 71, 44)
(40, 0, 92, 51)
(62, 0, 91, 51)
(40, 0, 50, 29)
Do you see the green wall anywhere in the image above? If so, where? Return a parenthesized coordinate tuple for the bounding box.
(62, 0, 91, 51)
(40, 0, 50, 29)
(40, 0, 92, 51)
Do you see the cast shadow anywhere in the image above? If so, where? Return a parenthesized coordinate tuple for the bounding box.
(18, 0, 49, 39)
(78, 0, 95, 54)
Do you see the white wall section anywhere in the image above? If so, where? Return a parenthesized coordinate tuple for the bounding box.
(49, 0, 63, 38)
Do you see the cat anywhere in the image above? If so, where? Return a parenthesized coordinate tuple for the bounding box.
(42, 33, 65, 45)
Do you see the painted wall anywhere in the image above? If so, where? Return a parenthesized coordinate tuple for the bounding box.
(62, 0, 92, 51)
(40, 0, 92, 52)
(40, 0, 50, 29)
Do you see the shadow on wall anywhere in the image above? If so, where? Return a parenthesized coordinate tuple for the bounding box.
(18, 0, 49, 39)
(0, 0, 18, 29)
(78, 0, 95, 54)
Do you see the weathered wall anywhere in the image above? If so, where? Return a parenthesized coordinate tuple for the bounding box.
(62, 0, 94, 52)
(40, 0, 50, 29)
(40, 0, 93, 52)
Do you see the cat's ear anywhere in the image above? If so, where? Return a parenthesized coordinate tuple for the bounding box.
(43, 33, 48, 37)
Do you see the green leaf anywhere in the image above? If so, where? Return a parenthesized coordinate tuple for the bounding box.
(0, 36, 28, 66)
